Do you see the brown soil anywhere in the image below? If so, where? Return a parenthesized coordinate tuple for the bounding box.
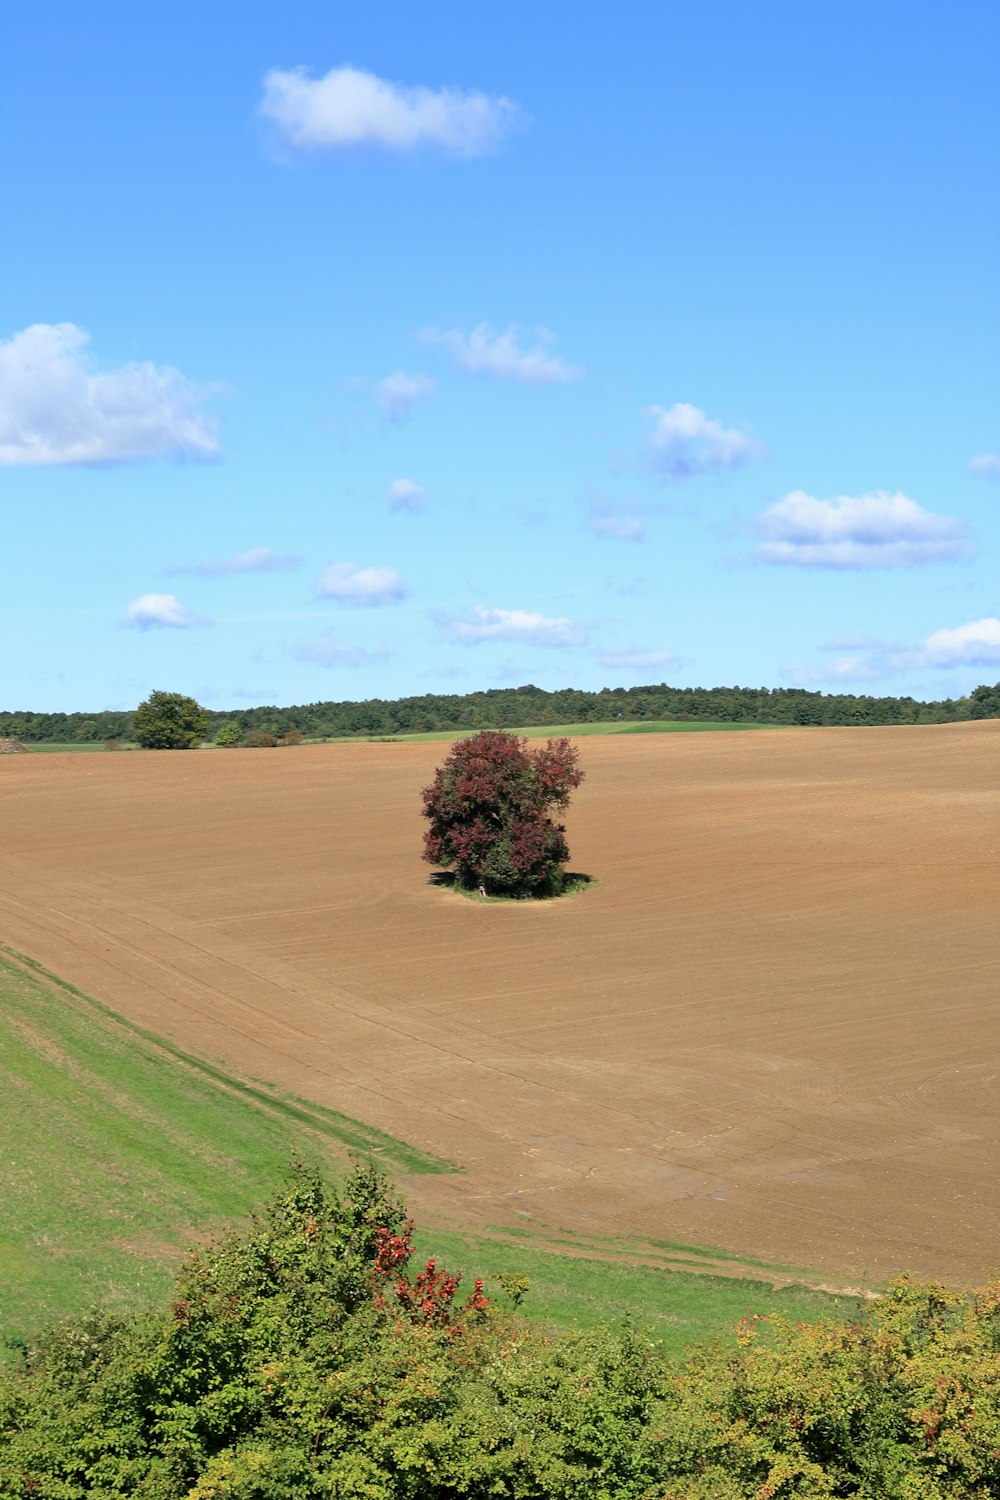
(1, 724, 998, 1283)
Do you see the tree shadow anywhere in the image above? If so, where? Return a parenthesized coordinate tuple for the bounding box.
(427, 871, 593, 900)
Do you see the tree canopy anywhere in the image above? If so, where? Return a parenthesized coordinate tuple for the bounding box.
(133, 690, 209, 750)
(422, 729, 584, 896)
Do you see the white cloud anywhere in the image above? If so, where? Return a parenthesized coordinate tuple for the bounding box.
(290, 632, 390, 668)
(123, 593, 204, 630)
(587, 502, 646, 542)
(646, 402, 763, 477)
(315, 561, 407, 606)
(388, 477, 426, 511)
(784, 654, 896, 686)
(423, 324, 582, 383)
(595, 646, 683, 671)
(786, 616, 1000, 684)
(168, 547, 300, 576)
(0, 323, 219, 466)
(969, 453, 1000, 480)
(921, 617, 1000, 666)
(376, 370, 435, 422)
(753, 490, 965, 568)
(259, 64, 521, 156)
(438, 606, 588, 647)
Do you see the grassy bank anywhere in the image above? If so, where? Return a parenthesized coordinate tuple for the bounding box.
(0, 948, 448, 1343)
(0, 948, 855, 1353)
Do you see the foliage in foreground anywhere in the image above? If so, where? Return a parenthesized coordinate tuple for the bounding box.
(422, 730, 584, 896)
(4, 1167, 1000, 1497)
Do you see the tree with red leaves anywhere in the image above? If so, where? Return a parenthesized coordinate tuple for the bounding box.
(422, 729, 584, 897)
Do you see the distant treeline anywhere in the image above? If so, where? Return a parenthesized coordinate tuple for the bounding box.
(4, 679, 1000, 743)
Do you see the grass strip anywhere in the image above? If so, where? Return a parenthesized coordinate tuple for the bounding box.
(1, 946, 451, 1178)
(411, 1223, 862, 1356)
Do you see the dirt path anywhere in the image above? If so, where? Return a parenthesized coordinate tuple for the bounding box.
(2, 724, 998, 1282)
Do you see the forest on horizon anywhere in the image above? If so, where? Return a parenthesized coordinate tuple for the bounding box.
(3, 679, 1000, 745)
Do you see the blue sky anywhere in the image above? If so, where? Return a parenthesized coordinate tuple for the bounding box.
(3, 0, 998, 712)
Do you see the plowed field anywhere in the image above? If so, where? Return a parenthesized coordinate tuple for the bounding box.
(2, 724, 998, 1281)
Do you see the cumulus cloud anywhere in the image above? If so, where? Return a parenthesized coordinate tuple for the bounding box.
(921, 617, 1000, 666)
(168, 547, 300, 576)
(423, 324, 582, 384)
(388, 477, 426, 511)
(646, 402, 763, 477)
(587, 501, 646, 542)
(259, 64, 521, 156)
(315, 561, 407, 606)
(290, 632, 390, 668)
(376, 370, 435, 422)
(969, 453, 1000, 480)
(595, 646, 683, 670)
(753, 490, 965, 568)
(0, 323, 220, 466)
(123, 593, 204, 630)
(438, 606, 588, 647)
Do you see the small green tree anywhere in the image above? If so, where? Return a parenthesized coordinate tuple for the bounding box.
(134, 690, 209, 750)
(213, 720, 243, 747)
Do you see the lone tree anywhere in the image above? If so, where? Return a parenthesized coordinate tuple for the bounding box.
(422, 730, 584, 897)
(134, 690, 209, 749)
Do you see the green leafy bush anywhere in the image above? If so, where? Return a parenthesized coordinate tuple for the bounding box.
(134, 691, 209, 750)
(4, 1167, 1000, 1497)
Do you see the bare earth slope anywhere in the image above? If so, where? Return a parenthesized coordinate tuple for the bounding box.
(1, 725, 997, 1281)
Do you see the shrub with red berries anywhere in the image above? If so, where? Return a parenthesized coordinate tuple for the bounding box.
(422, 729, 584, 897)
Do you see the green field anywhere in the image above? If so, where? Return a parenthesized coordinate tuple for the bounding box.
(22, 742, 139, 753)
(0, 947, 856, 1354)
(343, 719, 776, 744)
